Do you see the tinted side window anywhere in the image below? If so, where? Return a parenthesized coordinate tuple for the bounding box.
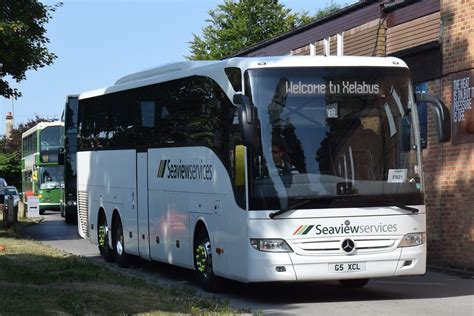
(97, 92, 138, 148)
(65, 96, 79, 132)
(33, 133, 37, 153)
(225, 67, 242, 92)
(78, 75, 234, 156)
(78, 97, 96, 151)
(78, 91, 139, 150)
(134, 76, 234, 156)
(23, 133, 37, 156)
(77, 76, 244, 207)
(161, 77, 233, 165)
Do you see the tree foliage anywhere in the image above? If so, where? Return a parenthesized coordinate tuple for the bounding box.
(0, 116, 55, 188)
(187, 0, 344, 60)
(313, 3, 344, 21)
(0, 0, 61, 99)
(188, 0, 301, 60)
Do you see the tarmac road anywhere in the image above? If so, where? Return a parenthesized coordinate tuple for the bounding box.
(22, 211, 474, 315)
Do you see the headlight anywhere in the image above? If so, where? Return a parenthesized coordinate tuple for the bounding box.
(398, 232, 425, 247)
(250, 239, 293, 253)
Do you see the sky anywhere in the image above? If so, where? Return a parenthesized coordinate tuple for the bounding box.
(0, 0, 355, 135)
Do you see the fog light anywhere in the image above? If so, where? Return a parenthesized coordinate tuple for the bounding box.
(398, 232, 425, 247)
(250, 239, 293, 253)
(276, 266, 286, 272)
(403, 260, 413, 267)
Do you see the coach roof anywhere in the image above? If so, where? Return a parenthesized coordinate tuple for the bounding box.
(114, 56, 408, 85)
(21, 121, 64, 139)
(80, 56, 408, 100)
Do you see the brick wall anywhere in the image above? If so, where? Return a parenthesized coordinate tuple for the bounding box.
(423, 0, 474, 270)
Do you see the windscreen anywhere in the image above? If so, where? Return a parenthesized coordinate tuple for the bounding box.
(4, 188, 17, 195)
(39, 165, 64, 189)
(247, 67, 423, 210)
(40, 126, 63, 151)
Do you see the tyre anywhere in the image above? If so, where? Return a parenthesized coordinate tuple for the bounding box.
(39, 209, 45, 215)
(194, 229, 220, 292)
(339, 278, 370, 288)
(98, 215, 114, 263)
(113, 217, 130, 268)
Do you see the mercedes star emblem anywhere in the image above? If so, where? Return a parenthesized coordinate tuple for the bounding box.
(341, 238, 356, 254)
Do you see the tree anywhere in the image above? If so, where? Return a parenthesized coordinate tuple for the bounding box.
(187, 0, 344, 60)
(188, 0, 302, 60)
(313, 3, 343, 21)
(0, 0, 61, 99)
(0, 116, 55, 189)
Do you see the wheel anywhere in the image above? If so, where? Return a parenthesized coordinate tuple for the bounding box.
(339, 278, 370, 288)
(194, 229, 220, 292)
(39, 209, 45, 215)
(113, 217, 130, 267)
(98, 216, 114, 263)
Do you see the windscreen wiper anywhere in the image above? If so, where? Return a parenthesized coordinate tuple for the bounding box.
(269, 198, 317, 219)
(381, 201, 419, 213)
(269, 195, 358, 219)
(269, 197, 419, 219)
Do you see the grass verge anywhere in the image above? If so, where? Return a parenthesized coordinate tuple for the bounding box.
(0, 219, 237, 315)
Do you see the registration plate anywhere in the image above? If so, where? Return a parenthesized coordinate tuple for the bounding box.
(329, 262, 366, 273)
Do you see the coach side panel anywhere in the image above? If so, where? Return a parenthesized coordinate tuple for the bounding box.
(77, 150, 138, 255)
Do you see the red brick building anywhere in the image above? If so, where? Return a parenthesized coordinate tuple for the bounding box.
(234, 0, 473, 270)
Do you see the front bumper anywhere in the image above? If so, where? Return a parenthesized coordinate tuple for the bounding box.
(39, 202, 61, 211)
(245, 243, 426, 283)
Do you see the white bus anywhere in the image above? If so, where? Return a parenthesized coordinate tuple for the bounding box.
(76, 56, 450, 291)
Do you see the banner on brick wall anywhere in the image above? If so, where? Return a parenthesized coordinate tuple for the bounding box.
(451, 70, 474, 144)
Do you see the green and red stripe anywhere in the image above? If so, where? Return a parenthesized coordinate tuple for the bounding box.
(292, 225, 314, 236)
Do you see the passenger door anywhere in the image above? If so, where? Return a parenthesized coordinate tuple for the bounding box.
(137, 151, 150, 260)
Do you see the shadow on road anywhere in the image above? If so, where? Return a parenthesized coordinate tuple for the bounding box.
(119, 258, 474, 307)
(220, 273, 473, 303)
(22, 211, 474, 310)
(22, 211, 81, 241)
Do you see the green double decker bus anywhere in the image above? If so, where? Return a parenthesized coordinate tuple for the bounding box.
(21, 121, 64, 214)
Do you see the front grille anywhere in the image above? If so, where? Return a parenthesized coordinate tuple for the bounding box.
(77, 191, 89, 238)
(290, 237, 398, 256)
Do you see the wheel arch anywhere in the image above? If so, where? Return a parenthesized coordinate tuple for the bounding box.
(192, 216, 221, 292)
(97, 207, 109, 247)
(97, 207, 106, 224)
(193, 218, 210, 248)
(111, 208, 121, 234)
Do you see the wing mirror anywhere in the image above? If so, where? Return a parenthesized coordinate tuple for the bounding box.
(415, 93, 451, 142)
(233, 94, 259, 148)
(58, 147, 65, 165)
